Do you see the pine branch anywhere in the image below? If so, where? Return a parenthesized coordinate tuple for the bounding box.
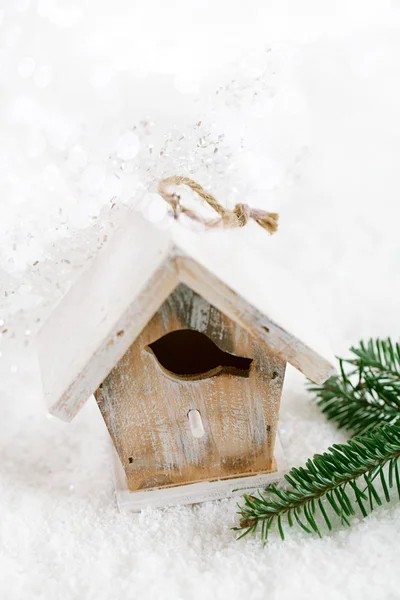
(309, 338, 400, 436)
(236, 424, 400, 541)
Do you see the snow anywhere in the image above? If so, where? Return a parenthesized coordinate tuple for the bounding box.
(1, 1, 400, 599)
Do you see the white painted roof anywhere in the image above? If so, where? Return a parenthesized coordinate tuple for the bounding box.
(37, 211, 335, 422)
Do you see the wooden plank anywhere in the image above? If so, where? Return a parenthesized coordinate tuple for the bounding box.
(175, 254, 335, 385)
(96, 283, 285, 492)
(47, 252, 179, 421)
(37, 212, 175, 421)
(114, 436, 286, 511)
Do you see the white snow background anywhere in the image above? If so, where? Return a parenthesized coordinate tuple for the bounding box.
(1, 1, 400, 599)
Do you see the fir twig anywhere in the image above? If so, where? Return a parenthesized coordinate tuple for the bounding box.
(236, 424, 400, 541)
(309, 338, 400, 436)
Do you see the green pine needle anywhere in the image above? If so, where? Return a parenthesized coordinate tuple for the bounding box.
(236, 338, 400, 542)
(309, 338, 400, 436)
(236, 424, 400, 541)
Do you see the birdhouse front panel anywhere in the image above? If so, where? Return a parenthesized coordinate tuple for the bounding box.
(95, 283, 286, 493)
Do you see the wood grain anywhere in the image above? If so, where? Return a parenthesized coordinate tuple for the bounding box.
(38, 211, 174, 421)
(49, 256, 178, 421)
(176, 254, 334, 385)
(95, 283, 285, 492)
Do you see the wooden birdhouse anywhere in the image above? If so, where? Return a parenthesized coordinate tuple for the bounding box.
(38, 204, 335, 510)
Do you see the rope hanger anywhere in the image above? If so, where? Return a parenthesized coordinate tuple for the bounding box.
(158, 176, 279, 234)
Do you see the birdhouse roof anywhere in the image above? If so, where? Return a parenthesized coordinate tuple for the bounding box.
(38, 211, 336, 422)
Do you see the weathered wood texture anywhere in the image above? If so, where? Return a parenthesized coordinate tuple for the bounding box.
(176, 255, 334, 386)
(38, 212, 174, 421)
(38, 213, 335, 424)
(95, 283, 285, 492)
(51, 258, 178, 422)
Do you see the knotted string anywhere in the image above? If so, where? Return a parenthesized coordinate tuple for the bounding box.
(158, 176, 279, 234)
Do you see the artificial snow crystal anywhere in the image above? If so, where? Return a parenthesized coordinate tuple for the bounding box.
(66, 145, 87, 173)
(141, 193, 169, 224)
(79, 164, 106, 193)
(40, 164, 61, 192)
(116, 131, 141, 161)
(24, 129, 47, 158)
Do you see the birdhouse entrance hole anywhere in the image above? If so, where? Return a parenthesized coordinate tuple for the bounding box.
(145, 329, 253, 381)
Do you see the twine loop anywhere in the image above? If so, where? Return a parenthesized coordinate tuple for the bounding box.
(233, 203, 251, 227)
(158, 176, 278, 234)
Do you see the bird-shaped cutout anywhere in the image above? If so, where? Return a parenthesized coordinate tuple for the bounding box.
(145, 329, 253, 381)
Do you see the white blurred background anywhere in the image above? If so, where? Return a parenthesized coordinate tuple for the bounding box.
(1, 1, 400, 347)
(1, 2, 400, 599)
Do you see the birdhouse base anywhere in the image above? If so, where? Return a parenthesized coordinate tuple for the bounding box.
(112, 436, 286, 512)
